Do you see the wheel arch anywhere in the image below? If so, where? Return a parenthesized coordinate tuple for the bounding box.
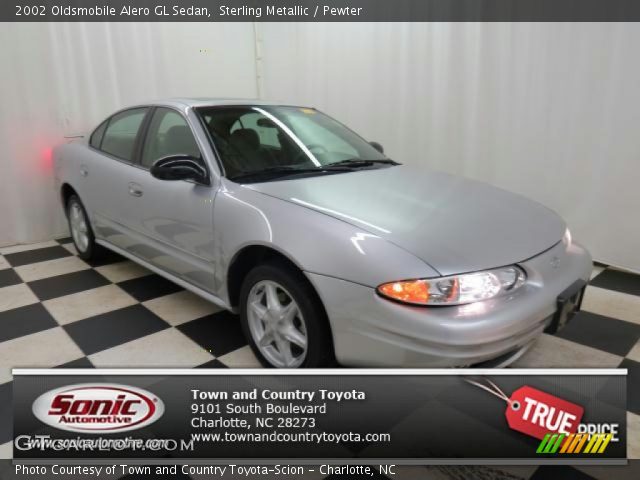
(227, 244, 306, 310)
(60, 183, 78, 209)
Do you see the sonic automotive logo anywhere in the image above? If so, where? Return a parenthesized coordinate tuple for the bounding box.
(32, 384, 164, 433)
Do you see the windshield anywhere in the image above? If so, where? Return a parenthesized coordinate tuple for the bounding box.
(197, 105, 391, 182)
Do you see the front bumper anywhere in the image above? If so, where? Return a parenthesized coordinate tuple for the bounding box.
(306, 240, 592, 367)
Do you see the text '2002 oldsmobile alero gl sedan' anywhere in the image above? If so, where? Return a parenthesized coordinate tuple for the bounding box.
(53, 99, 592, 368)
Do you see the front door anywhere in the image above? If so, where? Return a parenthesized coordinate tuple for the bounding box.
(124, 107, 216, 292)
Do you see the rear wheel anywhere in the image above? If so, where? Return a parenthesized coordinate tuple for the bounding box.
(239, 262, 334, 368)
(66, 195, 103, 261)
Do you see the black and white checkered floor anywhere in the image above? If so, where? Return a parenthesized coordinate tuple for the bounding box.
(1, 237, 640, 478)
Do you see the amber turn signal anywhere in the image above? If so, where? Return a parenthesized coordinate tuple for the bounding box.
(377, 280, 430, 304)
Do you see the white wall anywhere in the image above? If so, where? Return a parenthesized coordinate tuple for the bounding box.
(259, 23, 640, 272)
(1, 22, 639, 272)
(0, 22, 258, 247)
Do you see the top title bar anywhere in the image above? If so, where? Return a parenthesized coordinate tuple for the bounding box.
(4, 0, 640, 22)
(12, 368, 628, 375)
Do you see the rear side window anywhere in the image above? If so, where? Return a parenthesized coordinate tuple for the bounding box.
(100, 108, 148, 162)
(89, 120, 108, 149)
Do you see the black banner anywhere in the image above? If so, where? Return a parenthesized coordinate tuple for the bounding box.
(4, 0, 640, 22)
(11, 370, 627, 464)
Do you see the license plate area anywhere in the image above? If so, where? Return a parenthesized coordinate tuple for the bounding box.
(545, 280, 587, 334)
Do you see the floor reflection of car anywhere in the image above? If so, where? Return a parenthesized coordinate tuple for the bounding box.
(54, 98, 592, 368)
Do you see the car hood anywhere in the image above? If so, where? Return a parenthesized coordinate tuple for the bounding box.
(247, 165, 565, 276)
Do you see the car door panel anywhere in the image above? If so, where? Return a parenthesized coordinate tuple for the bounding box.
(81, 108, 150, 250)
(84, 152, 143, 251)
(118, 170, 216, 290)
(125, 107, 216, 292)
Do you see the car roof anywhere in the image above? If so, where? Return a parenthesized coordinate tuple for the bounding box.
(145, 98, 296, 109)
(92, 98, 313, 133)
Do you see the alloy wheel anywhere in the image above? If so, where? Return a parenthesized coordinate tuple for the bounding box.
(246, 280, 308, 367)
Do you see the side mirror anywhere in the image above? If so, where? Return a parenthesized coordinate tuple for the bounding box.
(150, 155, 209, 185)
(370, 141, 384, 154)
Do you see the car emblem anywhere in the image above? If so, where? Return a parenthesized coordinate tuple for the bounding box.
(550, 256, 560, 269)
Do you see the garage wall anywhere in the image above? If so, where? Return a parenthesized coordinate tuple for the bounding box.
(0, 22, 258, 247)
(259, 23, 640, 272)
(1, 22, 638, 273)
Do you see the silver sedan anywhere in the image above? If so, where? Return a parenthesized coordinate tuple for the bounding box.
(53, 99, 592, 368)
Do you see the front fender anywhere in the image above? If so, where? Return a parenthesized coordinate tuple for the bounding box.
(212, 180, 439, 301)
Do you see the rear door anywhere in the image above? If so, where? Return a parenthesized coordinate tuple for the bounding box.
(81, 107, 150, 251)
(123, 107, 216, 291)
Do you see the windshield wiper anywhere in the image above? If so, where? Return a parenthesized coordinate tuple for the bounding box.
(231, 165, 351, 182)
(230, 160, 398, 182)
(324, 158, 400, 169)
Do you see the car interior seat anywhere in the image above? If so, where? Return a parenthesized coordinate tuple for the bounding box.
(229, 129, 267, 170)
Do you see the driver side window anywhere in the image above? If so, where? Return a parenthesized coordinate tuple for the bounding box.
(141, 108, 201, 169)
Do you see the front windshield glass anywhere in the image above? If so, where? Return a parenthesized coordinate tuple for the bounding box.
(197, 105, 389, 181)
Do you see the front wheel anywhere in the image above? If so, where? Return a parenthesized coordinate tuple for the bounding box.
(239, 262, 334, 368)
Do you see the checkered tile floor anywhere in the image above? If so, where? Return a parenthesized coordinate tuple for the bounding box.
(1, 237, 640, 478)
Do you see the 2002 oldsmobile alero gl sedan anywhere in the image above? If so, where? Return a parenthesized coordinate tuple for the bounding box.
(53, 99, 592, 368)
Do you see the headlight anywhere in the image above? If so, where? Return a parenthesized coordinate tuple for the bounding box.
(377, 266, 526, 306)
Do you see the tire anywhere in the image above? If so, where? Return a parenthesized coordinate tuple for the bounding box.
(239, 261, 335, 368)
(66, 194, 103, 261)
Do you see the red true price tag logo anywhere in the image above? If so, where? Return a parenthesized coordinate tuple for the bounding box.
(506, 386, 584, 440)
(466, 379, 584, 441)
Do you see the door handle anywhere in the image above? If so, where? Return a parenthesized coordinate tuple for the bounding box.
(128, 182, 143, 197)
